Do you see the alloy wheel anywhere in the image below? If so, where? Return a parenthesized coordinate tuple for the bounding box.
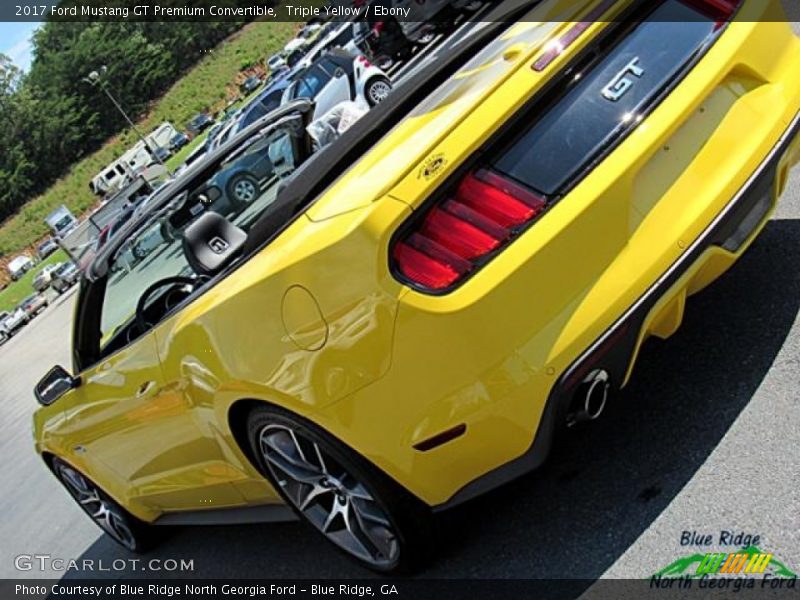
(367, 80, 391, 105)
(258, 424, 400, 568)
(232, 178, 258, 203)
(56, 463, 137, 550)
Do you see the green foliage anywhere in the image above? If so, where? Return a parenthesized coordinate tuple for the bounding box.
(0, 22, 295, 257)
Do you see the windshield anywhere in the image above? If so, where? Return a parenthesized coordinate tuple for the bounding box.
(98, 125, 301, 345)
(54, 215, 73, 230)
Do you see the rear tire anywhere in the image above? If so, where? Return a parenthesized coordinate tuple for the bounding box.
(159, 219, 176, 243)
(246, 405, 432, 573)
(364, 77, 392, 106)
(52, 457, 155, 553)
(132, 243, 147, 260)
(227, 173, 259, 209)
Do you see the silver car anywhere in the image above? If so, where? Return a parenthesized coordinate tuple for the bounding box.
(0, 308, 28, 338)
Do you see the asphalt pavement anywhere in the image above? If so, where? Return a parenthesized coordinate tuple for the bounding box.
(0, 18, 798, 586)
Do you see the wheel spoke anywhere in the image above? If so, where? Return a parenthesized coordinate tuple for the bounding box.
(297, 482, 332, 511)
(61, 468, 92, 495)
(351, 497, 391, 527)
(342, 477, 374, 501)
(322, 496, 347, 533)
(340, 503, 377, 560)
(260, 432, 322, 484)
(288, 429, 307, 463)
(107, 511, 135, 549)
(89, 502, 108, 519)
(78, 490, 101, 506)
(313, 442, 328, 474)
(347, 502, 393, 560)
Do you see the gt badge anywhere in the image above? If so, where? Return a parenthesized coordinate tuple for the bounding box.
(418, 153, 448, 181)
(208, 236, 229, 254)
(602, 57, 645, 102)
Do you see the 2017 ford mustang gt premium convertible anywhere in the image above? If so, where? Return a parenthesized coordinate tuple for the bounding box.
(33, 0, 800, 573)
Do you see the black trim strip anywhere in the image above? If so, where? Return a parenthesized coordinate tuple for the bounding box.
(153, 504, 297, 526)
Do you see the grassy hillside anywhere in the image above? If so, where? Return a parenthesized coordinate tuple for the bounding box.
(0, 21, 297, 266)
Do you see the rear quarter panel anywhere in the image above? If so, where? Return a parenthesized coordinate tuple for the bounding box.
(149, 198, 411, 500)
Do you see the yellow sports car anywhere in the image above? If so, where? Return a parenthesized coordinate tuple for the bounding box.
(33, 0, 800, 573)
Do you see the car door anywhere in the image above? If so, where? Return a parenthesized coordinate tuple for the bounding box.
(61, 333, 246, 511)
(307, 64, 350, 117)
(59, 238, 248, 512)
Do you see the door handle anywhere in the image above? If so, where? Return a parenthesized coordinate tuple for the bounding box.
(136, 380, 157, 398)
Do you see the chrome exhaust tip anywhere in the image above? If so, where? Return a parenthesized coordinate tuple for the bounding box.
(567, 369, 610, 427)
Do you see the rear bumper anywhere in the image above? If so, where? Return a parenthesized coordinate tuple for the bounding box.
(438, 106, 800, 509)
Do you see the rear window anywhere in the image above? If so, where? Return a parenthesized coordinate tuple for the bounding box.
(293, 67, 332, 100)
(241, 91, 283, 128)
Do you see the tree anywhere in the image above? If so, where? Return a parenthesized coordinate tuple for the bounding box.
(0, 20, 246, 222)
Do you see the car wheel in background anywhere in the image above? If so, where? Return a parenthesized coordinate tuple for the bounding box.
(159, 219, 177, 243)
(132, 243, 148, 260)
(227, 174, 259, 208)
(365, 77, 392, 106)
(247, 405, 432, 573)
(52, 457, 154, 553)
(374, 55, 395, 71)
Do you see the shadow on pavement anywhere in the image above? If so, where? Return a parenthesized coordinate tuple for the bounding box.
(64, 218, 800, 581)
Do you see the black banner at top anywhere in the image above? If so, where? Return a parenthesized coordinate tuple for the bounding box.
(1, 0, 798, 23)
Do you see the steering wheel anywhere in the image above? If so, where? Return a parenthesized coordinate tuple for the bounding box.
(135, 276, 198, 333)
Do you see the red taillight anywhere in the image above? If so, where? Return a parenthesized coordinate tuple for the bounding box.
(421, 208, 501, 259)
(457, 170, 544, 228)
(392, 169, 546, 292)
(393, 242, 461, 290)
(357, 55, 372, 68)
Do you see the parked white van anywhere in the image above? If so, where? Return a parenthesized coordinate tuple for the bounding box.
(89, 159, 134, 196)
(7, 254, 35, 281)
(146, 122, 178, 150)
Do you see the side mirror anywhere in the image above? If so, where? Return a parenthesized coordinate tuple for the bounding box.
(35, 366, 80, 406)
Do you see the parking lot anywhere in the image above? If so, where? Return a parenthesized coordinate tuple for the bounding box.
(0, 14, 798, 585)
